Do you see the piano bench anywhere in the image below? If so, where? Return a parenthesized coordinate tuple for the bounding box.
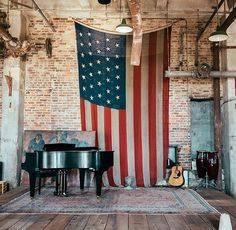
(38, 170, 58, 195)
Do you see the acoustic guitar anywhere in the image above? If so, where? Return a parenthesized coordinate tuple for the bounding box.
(168, 164, 184, 187)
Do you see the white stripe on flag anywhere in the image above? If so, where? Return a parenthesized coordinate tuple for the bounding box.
(141, 34, 151, 187)
(85, 100, 92, 131)
(111, 109, 121, 185)
(125, 36, 136, 182)
(97, 106, 109, 186)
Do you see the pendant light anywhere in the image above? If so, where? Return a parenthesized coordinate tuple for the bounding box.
(209, 0, 228, 42)
(98, 0, 111, 4)
(116, 18, 133, 33)
(115, 0, 133, 33)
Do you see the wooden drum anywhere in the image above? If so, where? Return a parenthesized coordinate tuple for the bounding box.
(196, 150, 219, 180)
(196, 151, 208, 178)
(207, 151, 219, 180)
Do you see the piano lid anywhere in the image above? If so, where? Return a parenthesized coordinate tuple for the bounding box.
(43, 143, 99, 151)
(43, 143, 76, 151)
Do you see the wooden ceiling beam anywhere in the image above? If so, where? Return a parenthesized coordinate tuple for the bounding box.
(127, 0, 142, 66)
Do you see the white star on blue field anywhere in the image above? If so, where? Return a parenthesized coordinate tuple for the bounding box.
(75, 23, 126, 109)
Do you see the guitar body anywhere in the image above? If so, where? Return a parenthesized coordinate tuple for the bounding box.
(168, 165, 184, 187)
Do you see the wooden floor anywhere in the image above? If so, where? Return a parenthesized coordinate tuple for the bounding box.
(0, 186, 236, 230)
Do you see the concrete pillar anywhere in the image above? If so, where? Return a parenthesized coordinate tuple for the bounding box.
(0, 11, 26, 188)
(222, 21, 236, 197)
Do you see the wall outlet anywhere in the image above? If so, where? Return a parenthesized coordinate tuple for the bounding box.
(187, 132, 191, 139)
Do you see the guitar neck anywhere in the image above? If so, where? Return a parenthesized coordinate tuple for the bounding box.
(175, 146, 182, 166)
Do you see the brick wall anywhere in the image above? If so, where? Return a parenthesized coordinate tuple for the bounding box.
(168, 17, 220, 168)
(25, 17, 81, 130)
(0, 15, 219, 168)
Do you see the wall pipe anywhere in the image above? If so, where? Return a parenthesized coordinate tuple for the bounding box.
(165, 70, 236, 78)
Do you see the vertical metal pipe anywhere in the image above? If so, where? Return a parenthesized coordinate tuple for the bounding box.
(212, 42, 222, 189)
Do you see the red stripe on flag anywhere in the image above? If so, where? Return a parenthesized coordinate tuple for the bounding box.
(104, 107, 112, 150)
(133, 65, 144, 186)
(91, 103, 98, 147)
(80, 98, 86, 131)
(148, 32, 157, 185)
(162, 28, 170, 176)
(104, 107, 116, 186)
(119, 109, 128, 185)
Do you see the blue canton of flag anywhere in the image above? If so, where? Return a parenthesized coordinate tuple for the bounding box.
(75, 23, 126, 109)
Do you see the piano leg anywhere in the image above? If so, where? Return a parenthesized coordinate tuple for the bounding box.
(54, 172, 59, 195)
(62, 170, 68, 196)
(95, 171, 103, 197)
(79, 169, 86, 190)
(29, 172, 36, 197)
(61, 170, 65, 195)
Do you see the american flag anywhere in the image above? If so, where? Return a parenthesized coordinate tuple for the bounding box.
(75, 22, 169, 187)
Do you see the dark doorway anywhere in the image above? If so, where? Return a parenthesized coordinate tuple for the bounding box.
(0, 161, 2, 180)
(190, 99, 214, 158)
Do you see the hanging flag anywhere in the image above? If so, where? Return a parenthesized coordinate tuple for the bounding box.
(75, 22, 169, 187)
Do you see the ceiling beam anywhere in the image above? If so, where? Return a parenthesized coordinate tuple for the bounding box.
(10, 0, 33, 9)
(197, 0, 225, 41)
(219, 6, 236, 30)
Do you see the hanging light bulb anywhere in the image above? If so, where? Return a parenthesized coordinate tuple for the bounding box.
(209, 0, 228, 42)
(116, 18, 133, 33)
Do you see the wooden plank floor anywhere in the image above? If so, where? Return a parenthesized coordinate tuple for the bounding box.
(0, 187, 236, 230)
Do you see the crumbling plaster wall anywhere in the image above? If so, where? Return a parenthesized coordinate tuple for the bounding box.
(0, 11, 26, 187)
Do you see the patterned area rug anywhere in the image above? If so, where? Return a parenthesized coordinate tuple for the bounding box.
(0, 187, 218, 214)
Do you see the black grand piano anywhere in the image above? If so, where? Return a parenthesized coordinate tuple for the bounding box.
(21, 143, 114, 197)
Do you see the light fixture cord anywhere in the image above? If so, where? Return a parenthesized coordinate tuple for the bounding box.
(121, 0, 124, 21)
(216, 0, 219, 27)
(119, 0, 122, 22)
(7, 0, 10, 25)
(106, 4, 107, 20)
